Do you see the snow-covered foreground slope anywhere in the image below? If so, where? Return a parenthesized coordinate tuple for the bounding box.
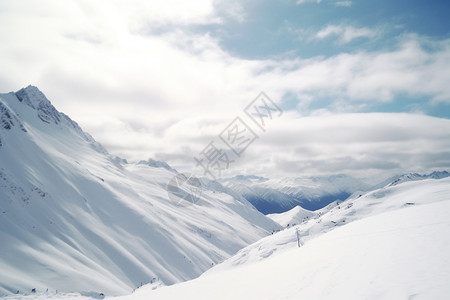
(115, 177, 450, 300)
(0, 86, 280, 296)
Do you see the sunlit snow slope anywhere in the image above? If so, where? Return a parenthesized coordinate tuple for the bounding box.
(118, 177, 450, 300)
(267, 205, 315, 227)
(0, 86, 280, 296)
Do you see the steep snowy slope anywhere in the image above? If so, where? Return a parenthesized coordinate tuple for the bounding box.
(220, 174, 370, 213)
(118, 176, 450, 300)
(0, 86, 280, 296)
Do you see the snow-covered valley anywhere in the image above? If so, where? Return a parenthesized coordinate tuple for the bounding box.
(1, 86, 450, 300)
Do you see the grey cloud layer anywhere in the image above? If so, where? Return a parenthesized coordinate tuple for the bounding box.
(0, 1, 449, 179)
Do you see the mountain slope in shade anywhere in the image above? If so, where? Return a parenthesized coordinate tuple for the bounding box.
(0, 86, 280, 296)
(116, 177, 450, 300)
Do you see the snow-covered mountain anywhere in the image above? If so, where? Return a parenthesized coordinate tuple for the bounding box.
(267, 205, 315, 227)
(0, 86, 280, 296)
(219, 174, 370, 213)
(374, 170, 450, 188)
(115, 175, 450, 300)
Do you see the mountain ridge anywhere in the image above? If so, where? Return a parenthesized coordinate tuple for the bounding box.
(220, 170, 450, 214)
(0, 86, 281, 296)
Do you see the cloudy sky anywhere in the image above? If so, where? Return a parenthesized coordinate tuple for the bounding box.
(1, 0, 450, 182)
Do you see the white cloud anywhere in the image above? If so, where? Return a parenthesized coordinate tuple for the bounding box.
(0, 1, 450, 179)
(297, 0, 351, 7)
(296, 0, 322, 4)
(225, 113, 450, 180)
(105, 0, 219, 27)
(335, 1, 352, 7)
(316, 25, 376, 43)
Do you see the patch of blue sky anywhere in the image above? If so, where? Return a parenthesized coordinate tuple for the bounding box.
(194, 0, 450, 60)
(368, 97, 450, 119)
(191, 0, 450, 118)
(277, 89, 450, 118)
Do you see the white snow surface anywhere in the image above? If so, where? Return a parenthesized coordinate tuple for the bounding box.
(0, 86, 280, 296)
(1, 293, 101, 300)
(113, 176, 450, 300)
(267, 205, 315, 227)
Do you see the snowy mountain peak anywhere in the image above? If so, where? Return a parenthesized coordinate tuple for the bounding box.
(0, 86, 110, 155)
(429, 170, 449, 179)
(15, 85, 62, 125)
(138, 158, 177, 173)
(16, 85, 48, 109)
(267, 205, 315, 227)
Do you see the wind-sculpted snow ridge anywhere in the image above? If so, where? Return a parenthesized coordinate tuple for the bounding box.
(114, 176, 450, 300)
(0, 87, 281, 296)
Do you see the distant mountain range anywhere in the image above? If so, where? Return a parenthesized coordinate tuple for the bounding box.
(219, 174, 370, 213)
(219, 171, 449, 214)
